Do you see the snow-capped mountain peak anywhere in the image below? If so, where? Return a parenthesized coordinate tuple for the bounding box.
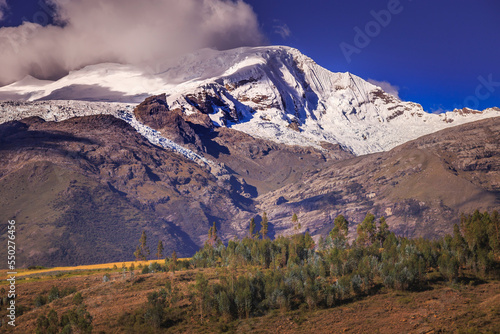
(0, 45, 498, 156)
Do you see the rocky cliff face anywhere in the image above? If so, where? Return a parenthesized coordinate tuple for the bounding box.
(256, 117, 500, 240)
(133, 94, 353, 195)
(0, 115, 254, 266)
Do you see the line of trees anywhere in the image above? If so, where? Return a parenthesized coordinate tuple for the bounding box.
(186, 210, 500, 319)
(125, 210, 499, 329)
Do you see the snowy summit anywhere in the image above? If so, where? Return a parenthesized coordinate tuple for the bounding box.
(0, 46, 498, 156)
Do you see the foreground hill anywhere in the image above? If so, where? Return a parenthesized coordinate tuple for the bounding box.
(3, 207, 498, 332)
(2, 264, 499, 333)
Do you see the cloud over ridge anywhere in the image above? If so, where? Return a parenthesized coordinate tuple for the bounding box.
(0, 0, 265, 86)
(367, 79, 400, 100)
(0, 0, 8, 21)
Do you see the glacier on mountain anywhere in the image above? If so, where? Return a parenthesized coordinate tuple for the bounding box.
(0, 45, 499, 156)
(0, 100, 225, 175)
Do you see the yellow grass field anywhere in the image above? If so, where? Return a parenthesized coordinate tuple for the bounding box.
(1, 259, 190, 278)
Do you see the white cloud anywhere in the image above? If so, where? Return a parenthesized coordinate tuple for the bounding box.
(367, 79, 400, 99)
(0, 0, 8, 21)
(273, 22, 291, 40)
(0, 0, 265, 86)
(428, 106, 446, 114)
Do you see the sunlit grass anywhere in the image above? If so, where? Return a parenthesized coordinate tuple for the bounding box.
(0, 258, 190, 278)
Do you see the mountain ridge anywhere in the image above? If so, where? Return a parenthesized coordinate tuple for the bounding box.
(1, 45, 498, 156)
(0, 45, 499, 267)
(0, 110, 498, 267)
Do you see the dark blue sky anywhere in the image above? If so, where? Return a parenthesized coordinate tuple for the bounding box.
(247, 0, 500, 111)
(0, 0, 56, 27)
(2, 0, 499, 111)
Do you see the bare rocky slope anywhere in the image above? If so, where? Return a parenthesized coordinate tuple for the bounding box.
(257, 117, 500, 240)
(134, 94, 500, 240)
(0, 104, 497, 267)
(0, 115, 253, 266)
(134, 94, 353, 195)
